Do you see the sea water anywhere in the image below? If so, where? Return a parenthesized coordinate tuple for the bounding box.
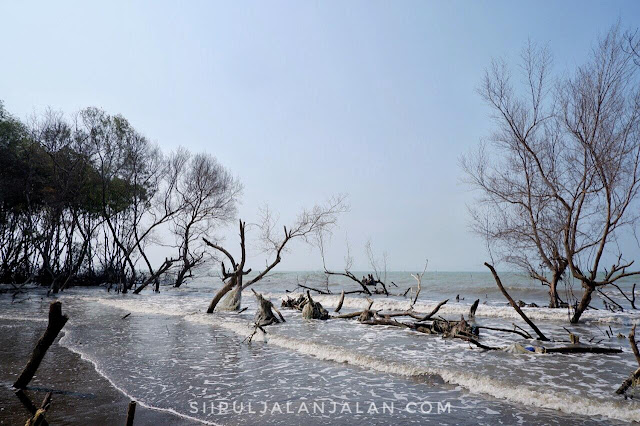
(1, 271, 638, 424)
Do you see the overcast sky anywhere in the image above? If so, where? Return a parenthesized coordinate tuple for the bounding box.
(2, 1, 640, 271)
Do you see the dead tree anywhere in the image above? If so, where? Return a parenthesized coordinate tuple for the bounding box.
(364, 240, 389, 295)
(465, 27, 640, 316)
(132, 258, 176, 294)
(171, 150, 241, 288)
(15, 390, 49, 426)
(461, 41, 568, 309)
(410, 259, 428, 307)
(203, 196, 347, 313)
(319, 236, 372, 295)
(14, 301, 68, 389)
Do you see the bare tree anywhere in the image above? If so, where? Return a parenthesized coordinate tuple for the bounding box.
(462, 41, 569, 308)
(555, 26, 640, 322)
(203, 195, 348, 313)
(171, 150, 241, 287)
(466, 27, 640, 322)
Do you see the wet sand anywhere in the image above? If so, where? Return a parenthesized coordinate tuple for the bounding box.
(0, 318, 198, 425)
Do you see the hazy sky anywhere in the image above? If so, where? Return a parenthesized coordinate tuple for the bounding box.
(1, 1, 640, 271)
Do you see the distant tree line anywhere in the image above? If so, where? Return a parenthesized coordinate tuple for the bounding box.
(0, 102, 241, 293)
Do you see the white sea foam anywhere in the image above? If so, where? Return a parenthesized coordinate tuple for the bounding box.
(58, 329, 220, 426)
(266, 292, 640, 325)
(95, 297, 640, 423)
(0, 314, 47, 322)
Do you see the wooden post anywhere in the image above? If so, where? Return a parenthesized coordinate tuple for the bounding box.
(125, 400, 136, 426)
(14, 302, 68, 389)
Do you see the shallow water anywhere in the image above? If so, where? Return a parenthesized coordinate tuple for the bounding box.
(1, 271, 639, 424)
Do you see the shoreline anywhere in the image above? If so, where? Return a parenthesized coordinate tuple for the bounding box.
(0, 318, 199, 425)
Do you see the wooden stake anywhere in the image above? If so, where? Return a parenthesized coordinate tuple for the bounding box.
(125, 400, 136, 426)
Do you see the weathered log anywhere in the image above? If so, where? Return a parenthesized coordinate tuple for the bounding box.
(378, 299, 448, 321)
(253, 290, 282, 327)
(616, 367, 640, 395)
(25, 392, 52, 426)
(544, 346, 622, 354)
(14, 302, 68, 389)
(476, 325, 530, 339)
(485, 263, 549, 341)
(15, 390, 48, 426)
(281, 294, 307, 310)
(125, 400, 136, 426)
(335, 290, 345, 313)
(616, 324, 640, 395)
(302, 291, 329, 320)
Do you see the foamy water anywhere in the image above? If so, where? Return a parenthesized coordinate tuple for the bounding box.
(1, 271, 639, 424)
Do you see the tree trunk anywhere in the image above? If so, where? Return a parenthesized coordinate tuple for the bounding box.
(14, 302, 68, 389)
(207, 276, 237, 314)
(174, 262, 190, 288)
(548, 272, 560, 308)
(570, 284, 594, 324)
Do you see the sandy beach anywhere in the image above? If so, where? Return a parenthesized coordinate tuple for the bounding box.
(0, 316, 197, 425)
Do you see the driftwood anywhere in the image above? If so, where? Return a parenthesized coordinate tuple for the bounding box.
(25, 391, 52, 426)
(302, 291, 329, 320)
(616, 324, 640, 395)
(241, 291, 284, 344)
(14, 302, 68, 389)
(544, 346, 622, 354)
(125, 401, 136, 426)
(323, 268, 372, 295)
(476, 325, 530, 339)
(485, 262, 549, 341)
(320, 295, 619, 355)
(15, 390, 49, 426)
(282, 294, 307, 310)
(377, 299, 448, 321)
(335, 290, 345, 313)
(253, 290, 284, 326)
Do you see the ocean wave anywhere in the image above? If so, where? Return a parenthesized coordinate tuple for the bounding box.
(265, 292, 640, 325)
(0, 314, 48, 323)
(58, 328, 220, 426)
(205, 318, 640, 423)
(95, 297, 640, 423)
